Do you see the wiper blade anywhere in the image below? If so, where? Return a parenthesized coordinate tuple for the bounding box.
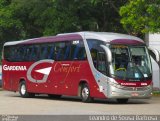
(134, 66, 145, 78)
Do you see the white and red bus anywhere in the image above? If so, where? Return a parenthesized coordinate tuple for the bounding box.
(2, 32, 152, 103)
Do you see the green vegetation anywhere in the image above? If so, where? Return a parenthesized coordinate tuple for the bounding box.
(120, 0, 160, 35)
(0, 0, 127, 42)
(153, 91, 160, 96)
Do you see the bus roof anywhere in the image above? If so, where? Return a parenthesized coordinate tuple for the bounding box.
(4, 31, 144, 46)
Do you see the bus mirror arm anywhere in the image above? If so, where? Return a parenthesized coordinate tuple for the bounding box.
(148, 47, 160, 62)
(100, 45, 112, 64)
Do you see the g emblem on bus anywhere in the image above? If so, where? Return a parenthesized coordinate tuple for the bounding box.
(27, 59, 54, 83)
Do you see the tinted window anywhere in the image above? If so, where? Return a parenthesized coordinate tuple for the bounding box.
(87, 39, 108, 74)
(3, 40, 86, 62)
(55, 41, 71, 61)
(4, 45, 27, 62)
(4, 45, 39, 62)
(40, 44, 54, 60)
(149, 50, 156, 62)
(70, 40, 86, 60)
(4, 46, 13, 61)
(29, 45, 39, 61)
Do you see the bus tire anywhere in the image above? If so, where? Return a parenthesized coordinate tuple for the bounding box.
(48, 94, 61, 99)
(19, 81, 35, 98)
(117, 98, 128, 104)
(81, 83, 93, 103)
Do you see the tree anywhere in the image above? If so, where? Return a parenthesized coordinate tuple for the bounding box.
(41, 0, 97, 35)
(0, 0, 128, 41)
(120, 0, 160, 35)
(0, 0, 23, 43)
(90, 0, 128, 32)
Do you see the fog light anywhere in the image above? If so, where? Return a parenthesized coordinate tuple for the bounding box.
(111, 91, 117, 95)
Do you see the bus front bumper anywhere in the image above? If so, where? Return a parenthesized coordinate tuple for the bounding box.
(106, 84, 152, 99)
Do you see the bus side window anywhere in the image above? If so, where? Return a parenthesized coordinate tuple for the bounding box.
(87, 39, 108, 75)
(48, 46, 54, 59)
(90, 48, 97, 67)
(97, 51, 107, 75)
(73, 45, 80, 60)
(29, 46, 39, 61)
(40, 45, 48, 60)
(55, 41, 71, 61)
(4, 46, 15, 61)
(14, 46, 22, 61)
(149, 50, 157, 62)
(32, 45, 39, 61)
(64, 44, 71, 60)
(71, 40, 86, 60)
(14, 47, 20, 61)
(20, 46, 27, 61)
(14, 45, 27, 62)
(11, 46, 18, 61)
(25, 46, 32, 61)
(4, 46, 10, 61)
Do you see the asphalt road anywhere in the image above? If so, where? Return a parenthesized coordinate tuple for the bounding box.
(0, 90, 160, 115)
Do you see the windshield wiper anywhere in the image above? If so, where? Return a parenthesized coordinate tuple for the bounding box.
(134, 66, 145, 79)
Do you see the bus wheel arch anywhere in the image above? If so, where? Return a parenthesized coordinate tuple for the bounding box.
(19, 79, 35, 98)
(78, 81, 86, 97)
(78, 81, 93, 103)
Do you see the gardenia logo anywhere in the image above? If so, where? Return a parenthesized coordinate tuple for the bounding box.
(3, 65, 27, 71)
(27, 59, 54, 83)
(3, 59, 54, 83)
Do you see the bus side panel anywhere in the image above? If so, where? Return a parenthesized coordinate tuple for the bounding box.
(26, 62, 55, 94)
(10, 62, 26, 91)
(2, 61, 12, 91)
(37, 60, 106, 99)
(2, 61, 21, 91)
(2, 61, 28, 92)
(2, 60, 106, 99)
(56, 61, 87, 96)
(55, 60, 106, 98)
(80, 61, 106, 99)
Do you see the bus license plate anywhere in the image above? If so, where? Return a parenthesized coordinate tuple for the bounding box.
(131, 92, 139, 97)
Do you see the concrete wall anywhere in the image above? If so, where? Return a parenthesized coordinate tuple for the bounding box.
(146, 33, 160, 90)
(146, 33, 160, 50)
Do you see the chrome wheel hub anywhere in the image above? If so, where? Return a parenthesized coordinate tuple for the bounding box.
(82, 87, 89, 100)
(21, 84, 26, 95)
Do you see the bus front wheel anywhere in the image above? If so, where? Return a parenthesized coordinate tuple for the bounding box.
(19, 81, 35, 98)
(81, 83, 93, 103)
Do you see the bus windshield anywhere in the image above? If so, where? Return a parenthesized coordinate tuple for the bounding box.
(110, 45, 152, 80)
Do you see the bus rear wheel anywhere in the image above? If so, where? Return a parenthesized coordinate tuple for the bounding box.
(81, 83, 93, 103)
(117, 98, 128, 104)
(19, 81, 35, 98)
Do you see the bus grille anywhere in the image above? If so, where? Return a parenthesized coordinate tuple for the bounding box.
(121, 86, 150, 91)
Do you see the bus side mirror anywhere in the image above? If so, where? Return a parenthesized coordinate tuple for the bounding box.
(148, 47, 160, 62)
(100, 45, 112, 63)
